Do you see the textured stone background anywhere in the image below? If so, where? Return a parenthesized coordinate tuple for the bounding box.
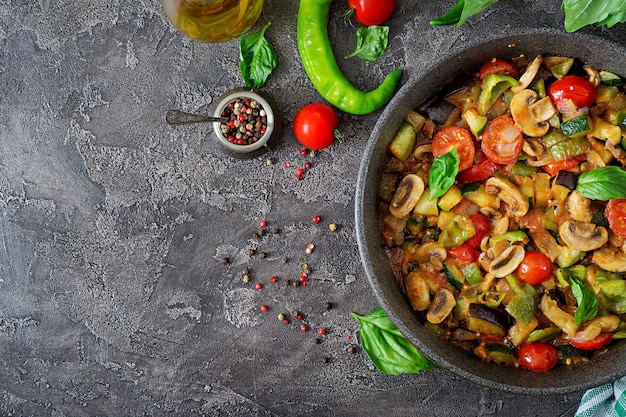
(0, 0, 624, 416)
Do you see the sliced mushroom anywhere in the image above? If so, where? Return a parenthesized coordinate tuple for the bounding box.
(510, 89, 557, 137)
(592, 246, 626, 272)
(488, 244, 525, 278)
(566, 190, 593, 222)
(404, 271, 431, 311)
(519, 209, 563, 262)
(485, 177, 530, 217)
(559, 221, 608, 251)
(414, 241, 447, 274)
(389, 174, 425, 218)
(426, 288, 456, 324)
(540, 293, 578, 336)
(413, 144, 432, 160)
(511, 55, 543, 94)
(585, 66, 601, 88)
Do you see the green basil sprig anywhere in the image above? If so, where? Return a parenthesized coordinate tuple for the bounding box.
(351, 308, 438, 375)
(345, 26, 389, 62)
(428, 147, 459, 199)
(570, 275, 599, 326)
(239, 22, 277, 88)
(576, 166, 626, 200)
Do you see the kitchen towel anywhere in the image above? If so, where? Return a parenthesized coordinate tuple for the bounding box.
(576, 377, 626, 417)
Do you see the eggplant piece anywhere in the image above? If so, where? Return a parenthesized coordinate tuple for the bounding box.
(419, 96, 459, 126)
(555, 170, 577, 190)
(440, 72, 477, 97)
(466, 303, 510, 336)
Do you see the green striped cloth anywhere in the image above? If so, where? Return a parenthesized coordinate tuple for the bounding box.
(576, 378, 626, 417)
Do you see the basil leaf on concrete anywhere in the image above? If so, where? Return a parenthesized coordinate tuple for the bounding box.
(563, 0, 626, 32)
(428, 147, 459, 199)
(576, 166, 626, 200)
(351, 308, 438, 375)
(345, 26, 390, 62)
(239, 22, 277, 88)
(458, 0, 500, 26)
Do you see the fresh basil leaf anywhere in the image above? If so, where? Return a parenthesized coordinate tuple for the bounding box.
(428, 147, 459, 199)
(576, 166, 626, 200)
(458, 0, 500, 26)
(239, 22, 277, 88)
(345, 26, 390, 62)
(351, 308, 438, 375)
(570, 275, 599, 326)
(563, 0, 626, 32)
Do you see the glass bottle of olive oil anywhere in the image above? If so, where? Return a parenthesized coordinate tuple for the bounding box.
(161, 0, 264, 43)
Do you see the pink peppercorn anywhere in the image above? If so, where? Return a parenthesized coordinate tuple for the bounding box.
(312, 215, 321, 224)
(255, 283, 263, 290)
(269, 276, 279, 283)
(318, 327, 327, 335)
(259, 220, 267, 228)
(260, 305, 269, 313)
(301, 325, 309, 332)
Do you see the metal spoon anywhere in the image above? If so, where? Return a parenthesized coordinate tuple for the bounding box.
(166, 110, 229, 125)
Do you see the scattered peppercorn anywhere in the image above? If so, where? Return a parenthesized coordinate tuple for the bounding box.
(219, 97, 268, 146)
(300, 263, 311, 274)
(281, 257, 288, 264)
(347, 345, 357, 354)
(243, 275, 250, 283)
(266, 158, 274, 165)
(304, 161, 312, 169)
(269, 275, 279, 283)
(258, 251, 267, 259)
(272, 228, 281, 235)
(283, 279, 291, 286)
(329, 223, 337, 232)
(312, 215, 321, 224)
(309, 150, 317, 158)
(305, 243, 315, 254)
(318, 327, 327, 335)
(259, 220, 267, 228)
(255, 283, 263, 290)
(312, 337, 321, 344)
(277, 313, 286, 321)
(292, 280, 301, 288)
(283, 319, 290, 325)
(321, 356, 329, 363)
(221, 257, 230, 265)
(242, 267, 249, 275)
(300, 325, 309, 332)
(300, 148, 308, 156)
(252, 232, 260, 240)
(324, 302, 333, 311)
(247, 249, 255, 256)
(260, 305, 269, 312)
(283, 162, 290, 169)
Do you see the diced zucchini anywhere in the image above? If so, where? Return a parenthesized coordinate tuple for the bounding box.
(606, 108, 626, 126)
(533, 172, 552, 208)
(556, 246, 584, 268)
(561, 115, 592, 138)
(405, 218, 424, 237)
(558, 345, 588, 365)
(413, 187, 439, 217)
(508, 317, 539, 347)
(600, 70, 623, 87)
(596, 85, 619, 103)
(511, 162, 537, 177)
(437, 184, 463, 211)
(543, 56, 574, 79)
(444, 260, 465, 291)
(438, 214, 475, 249)
(591, 116, 622, 145)
(404, 111, 426, 132)
(453, 296, 475, 321)
(461, 108, 488, 138)
(388, 122, 416, 161)
(485, 343, 518, 366)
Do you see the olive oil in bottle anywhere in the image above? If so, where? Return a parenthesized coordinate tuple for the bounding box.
(161, 0, 264, 43)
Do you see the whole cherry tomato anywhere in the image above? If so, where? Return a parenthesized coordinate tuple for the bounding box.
(570, 332, 614, 351)
(431, 125, 476, 171)
(606, 199, 626, 238)
(347, 0, 396, 26)
(517, 342, 559, 372)
(548, 75, 597, 110)
(481, 116, 523, 165)
(517, 251, 553, 285)
(292, 103, 340, 150)
(478, 59, 519, 80)
(466, 213, 492, 250)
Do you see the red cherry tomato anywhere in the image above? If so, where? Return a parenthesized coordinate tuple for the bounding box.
(517, 342, 559, 372)
(542, 155, 586, 176)
(570, 332, 614, 351)
(292, 104, 339, 150)
(466, 213, 492, 250)
(347, 0, 396, 26)
(481, 116, 523, 165)
(606, 199, 626, 238)
(517, 251, 553, 285)
(548, 75, 597, 109)
(456, 151, 500, 184)
(447, 242, 479, 266)
(478, 59, 519, 80)
(431, 126, 476, 171)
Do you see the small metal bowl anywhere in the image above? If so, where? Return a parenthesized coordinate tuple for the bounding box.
(212, 88, 281, 158)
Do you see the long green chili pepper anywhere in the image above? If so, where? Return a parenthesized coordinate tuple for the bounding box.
(430, 0, 465, 26)
(297, 0, 403, 115)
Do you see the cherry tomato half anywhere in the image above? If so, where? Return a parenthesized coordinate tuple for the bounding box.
(606, 199, 626, 238)
(517, 342, 560, 372)
(447, 242, 480, 266)
(347, 0, 396, 26)
(478, 59, 519, 80)
(542, 155, 586, 176)
(292, 104, 339, 150)
(466, 213, 492, 250)
(481, 116, 523, 165)
(456, 151, 500, 184)
(570, 332, 614, 351)
(547, 75, 597, 109)
(517, 251, 553, 285)
(431, 126, 476, 171)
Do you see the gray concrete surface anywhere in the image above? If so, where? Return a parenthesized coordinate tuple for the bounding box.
(1, 0, 624, 416)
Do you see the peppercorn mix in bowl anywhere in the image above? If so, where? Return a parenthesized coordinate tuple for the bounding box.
(355, 30, 626, 394)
